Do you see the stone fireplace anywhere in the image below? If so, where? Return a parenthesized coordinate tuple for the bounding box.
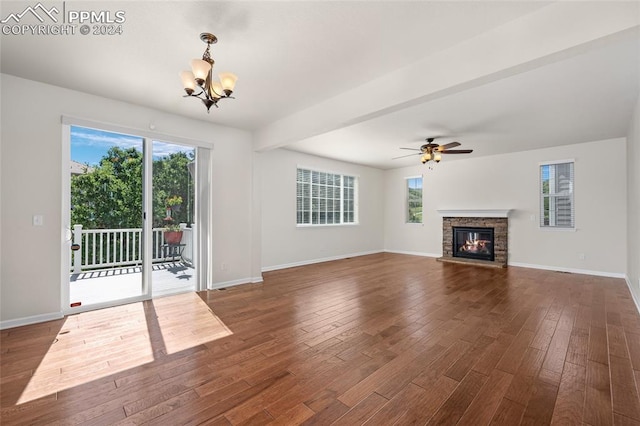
(437, 210, 510, 267)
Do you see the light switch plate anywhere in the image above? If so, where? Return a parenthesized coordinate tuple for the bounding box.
(33, 215, 44, 226)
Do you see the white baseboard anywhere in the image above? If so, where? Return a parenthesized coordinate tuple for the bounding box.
(208, 277, 259, 290)
(625, 275, 640, 315)
(251, 276, 264, 284)
(0, 311, 64, 330)
(508, 261, 626, 279)
(261, 250, 384, 273)
(384, 249, 441, 258)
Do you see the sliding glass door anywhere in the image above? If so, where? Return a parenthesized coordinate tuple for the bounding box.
(64, 125, 199, 312)
(150, 141, 196, 297)
(68, 126, 145, 307)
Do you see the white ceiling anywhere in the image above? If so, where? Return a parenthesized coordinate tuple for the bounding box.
(287, 34, 640, 169)
(1, 1, 638, 169)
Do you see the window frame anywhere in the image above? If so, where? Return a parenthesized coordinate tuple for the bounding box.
(296, 166, 359, 227)
(405, 175, 423, 224)
(539, 159, 575, 230)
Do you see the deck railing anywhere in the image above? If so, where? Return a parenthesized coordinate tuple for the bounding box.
(70, 224, 194, 273)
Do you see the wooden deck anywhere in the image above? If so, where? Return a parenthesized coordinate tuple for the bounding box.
(69, 262, 196, 306)
(2, 253, 640, 425)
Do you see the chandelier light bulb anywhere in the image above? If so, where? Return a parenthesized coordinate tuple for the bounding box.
(209, 81, 224, 99)
(190, 59, 212, 85)
(180, 71, 196, 94)
(219, 72, 238, 93)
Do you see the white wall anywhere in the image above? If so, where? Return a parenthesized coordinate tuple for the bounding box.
(0, 74, 634, 327)
(627, 96, 640, 309)
(260, 149, 385, 270)
(384, 138, 627, 276)
(0, 74, 256, 326)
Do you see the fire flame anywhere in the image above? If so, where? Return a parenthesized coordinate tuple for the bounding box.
(459, 238, 491, 254)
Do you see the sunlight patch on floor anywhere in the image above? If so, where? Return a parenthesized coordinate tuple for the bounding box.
(17, 293, 232, 404)
(154, 292, 233, 355)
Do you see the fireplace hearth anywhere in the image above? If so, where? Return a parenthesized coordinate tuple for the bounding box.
(453, 227, 495, 262)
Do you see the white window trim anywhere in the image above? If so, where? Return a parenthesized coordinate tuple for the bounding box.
(405, 175, 423, 225)
(539, 159, 575, 230)
(538, 158, 575, 167)
(296, 166, 359, 227)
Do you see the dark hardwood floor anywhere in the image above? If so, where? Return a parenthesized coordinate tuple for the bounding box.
(2, 253, 640, 425)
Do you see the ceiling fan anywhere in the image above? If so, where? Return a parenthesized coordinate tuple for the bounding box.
(394, 137, 473, 164)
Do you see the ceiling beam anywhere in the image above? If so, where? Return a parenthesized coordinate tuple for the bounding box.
(253, 2, 640, 153)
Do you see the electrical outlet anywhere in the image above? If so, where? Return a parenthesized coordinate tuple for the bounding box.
(578, 253, 585, 260)
(530, 214, 536, 222)
(220, 263, 228, 271)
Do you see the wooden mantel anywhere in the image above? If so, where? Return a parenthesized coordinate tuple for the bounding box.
(436, 209, 512, 218)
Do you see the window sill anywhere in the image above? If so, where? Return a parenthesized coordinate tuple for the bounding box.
(405, 222, 424, 226)
(538, 226, 576, 232)
(296, 223, 359, 228)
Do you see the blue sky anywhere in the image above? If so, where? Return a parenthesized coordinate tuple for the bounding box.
(541, 165, 549, 180)
(71, 126, 193, 165)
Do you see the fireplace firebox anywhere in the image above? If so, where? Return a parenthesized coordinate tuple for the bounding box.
(453, 226, 495, 262)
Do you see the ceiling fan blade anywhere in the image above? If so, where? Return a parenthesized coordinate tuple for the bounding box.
(392, 152, 421, 160)
(399, 147, 421, 151)
(441, 149, 473, 154)
(437, 141, 461, 151)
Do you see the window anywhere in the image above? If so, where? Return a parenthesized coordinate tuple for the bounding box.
(406, 176, 423, 223)
(297, 168, 357, 225)
(540, 161, 574, 228)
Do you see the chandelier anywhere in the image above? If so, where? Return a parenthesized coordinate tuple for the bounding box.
(180, 33, 238, 113)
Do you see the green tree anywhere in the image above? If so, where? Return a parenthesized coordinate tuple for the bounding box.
(71, 148, 195, 230)
(71, 147, 143, 229)
(152, 151, 194, 228)
(407, 187, 422, 223)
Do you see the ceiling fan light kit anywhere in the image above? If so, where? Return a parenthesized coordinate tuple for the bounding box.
(181, 33, 238, 113)
(394, 137, 473, 168)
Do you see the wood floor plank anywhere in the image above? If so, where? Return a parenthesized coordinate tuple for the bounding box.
(609, 355, 640, 421)
(589, 326, 610, 365)
(566, 328, 589, 367)
(608, 324, 631, 359)
(411, 339, 471, 390)
(495, 329, 536, 374)
(1, 253, 638, 426)
(267, 403, 315, 425)
(444, 334, 495, 382)
(300, 398, 349, 425)
(542, 328, 572, 375)
(490, 397, 526, 425)
(471, 332, 516, 376)
(366, 379, 457, 425)
(425, 370, 488, 425)
(584, 360, 614, 426)
(331, 392, 388, 426)
(531, 318, 559, 352)
(503, 347, 546, 406)
(521, 378, 559, 425)
(550, 361, 586, 425)
(614, 413, 640, 426)
(457, 369, 513, 426)
(626, 332, 640, 370)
